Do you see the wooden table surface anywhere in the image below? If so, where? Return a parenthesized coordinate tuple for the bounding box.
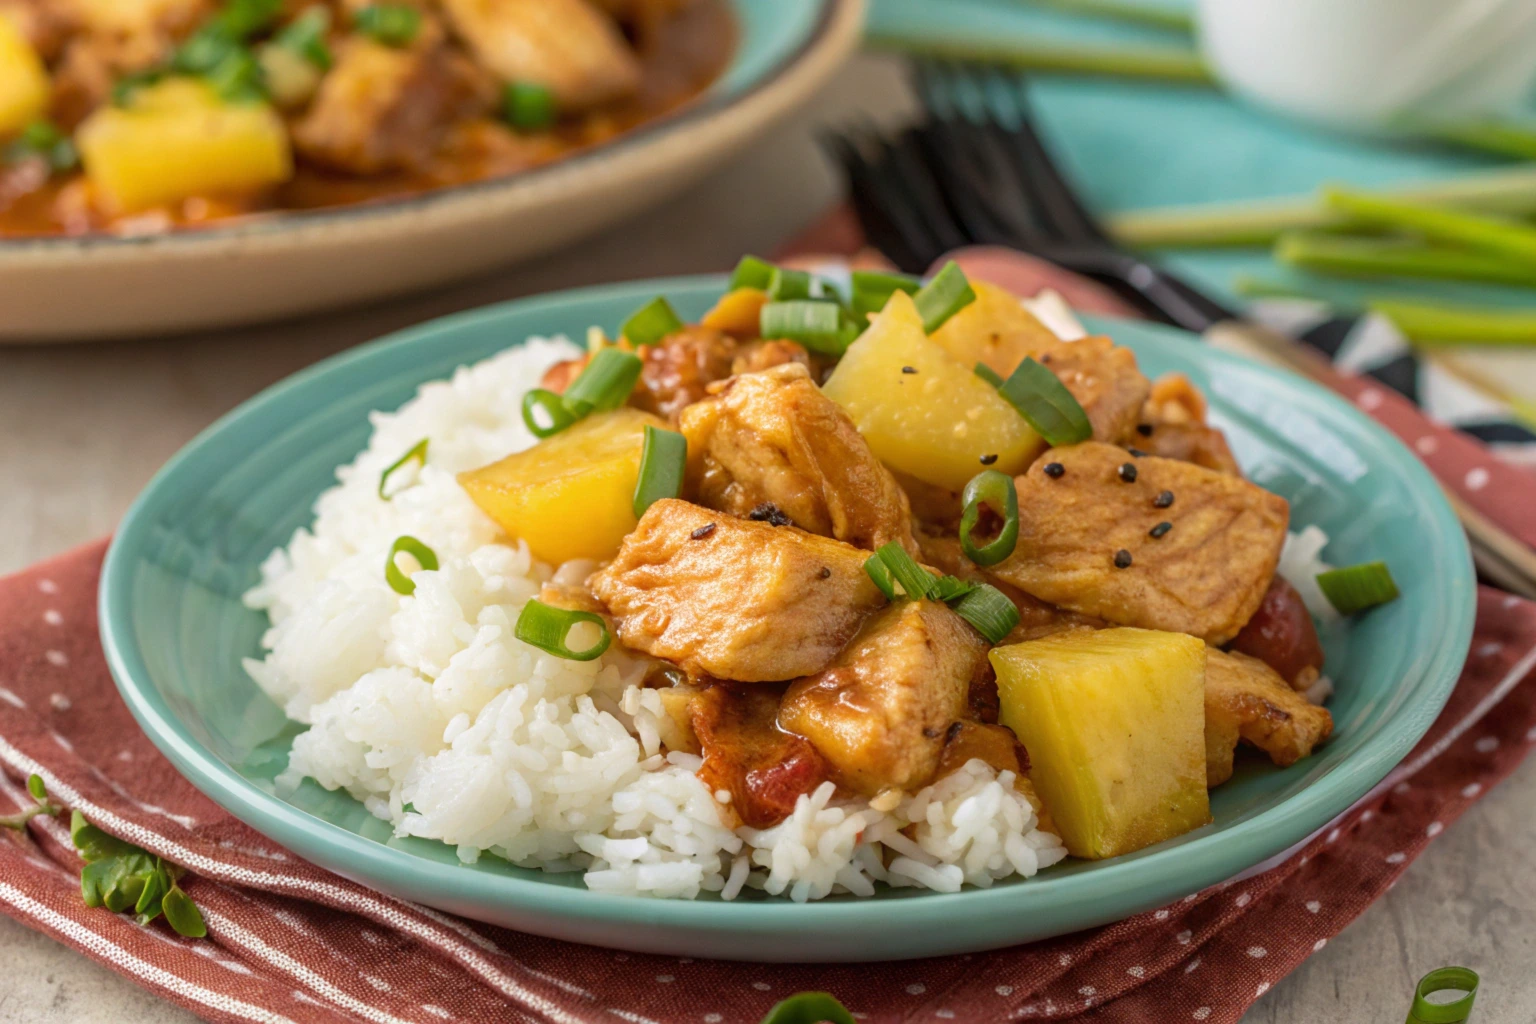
(1, 54, 1532, 1024)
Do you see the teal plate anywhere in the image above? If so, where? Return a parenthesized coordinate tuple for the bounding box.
(99, 275, 1475, 963)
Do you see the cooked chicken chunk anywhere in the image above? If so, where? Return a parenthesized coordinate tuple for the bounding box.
(1204, 649, 1333, 787)
(438, 0, 641, 109)
(778, 600, 985, 796)
(731, 338, 813, 377)
(681, 362, 918, 553)
(917, 533, 1103, 641)
(293, 39, 492, 174)
(990, 442, 1289, 644)
(1039, 336, 1150, 444)
(693, 684, 827, 828)
(633, 326, 739, 423)
(589, 499, 887, 682)
(1134, 421, 1241, 476)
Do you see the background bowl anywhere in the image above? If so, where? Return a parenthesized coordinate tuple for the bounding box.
(99, 275, 1474, 962)
(0, 0, 863, 343)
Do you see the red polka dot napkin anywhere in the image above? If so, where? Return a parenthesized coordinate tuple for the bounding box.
(0, 544, 1532, 1024)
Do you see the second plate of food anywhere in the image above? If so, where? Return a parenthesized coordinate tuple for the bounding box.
(100, 268, 1474, 962)
(0, 0, 863, 340)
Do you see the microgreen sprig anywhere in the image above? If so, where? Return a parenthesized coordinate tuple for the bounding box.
(0, 774, 60, 832)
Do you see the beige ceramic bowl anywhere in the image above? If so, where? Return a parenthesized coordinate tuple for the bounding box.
(0, 0, 864, 342)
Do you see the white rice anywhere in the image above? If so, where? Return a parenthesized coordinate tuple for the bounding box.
(244, 337, 1065, 900)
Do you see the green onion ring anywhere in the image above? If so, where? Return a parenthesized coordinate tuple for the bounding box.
(729, 255, 777, 291)
(633, 425, 687, 518)
(515, 599, 612, 662)
(620, 296, 684, 347)
(953, 584, 1021, 644)
(1316, 561, 1399, 615)
(759, 300, 854, 355)
(520, 389, 580, 439)
(767, 267, 813, 301)
(562, 347, 643, 414)
(377, 438, 428, 499)
(960, 469, 1020, 566)
(385, 536, 438, 596)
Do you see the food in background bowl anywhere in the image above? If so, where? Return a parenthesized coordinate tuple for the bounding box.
(242, 260, 1396, 901)
(0, 0, 734, 236)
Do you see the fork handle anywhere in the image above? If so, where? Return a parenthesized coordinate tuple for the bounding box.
(1204, 320, 1536, 600)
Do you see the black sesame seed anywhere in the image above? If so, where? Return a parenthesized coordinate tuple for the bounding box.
(1118, 462, 1138, 483)
(922, 726, 941, 739)
(945, 721, 964, 743)
(1043, 462, 1065, 479)
(979, 453, 999, 466)
(747, 503, 792, 527)
(901, 365, 918, 374)
(1128, 448, 1148, 458)
(1153, 490, 1175, 509)
(1149, 521, 1172, 539)
(1113, 549, 1133, 569)
(1136, 423, 1154, 437)
(689, 523, 716, 540)
(818, 567, 832, 579)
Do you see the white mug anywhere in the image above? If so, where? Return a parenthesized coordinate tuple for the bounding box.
(1197, 0, 1536, 132)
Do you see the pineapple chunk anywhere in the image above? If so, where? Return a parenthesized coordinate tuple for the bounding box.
(930, 281, 1061, 377)
(990, 627, 1211, 860)
(0, 12, 49, 137)
(821, 290, 1045, 491)
(76, 78, 293, 214)
(458, 408, 668, 565)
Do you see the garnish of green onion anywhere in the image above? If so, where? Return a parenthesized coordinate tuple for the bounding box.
(385, 536, 438, 596)
(4, 120, 77, 173)
(989, 357, 1093, 446)
(562, 348, 643, 414)
(953, 584, 1021, 644)
(913, 261, 977, 333)
(378, 438, 428, 499)
(503, 81, 555, 132)
(864, 553, 897, 600)
(850, 270, 920, 320)
(276, 6, 332, 69)
(521, 388, 580, 438)
(873, 542, 936, 601)
(759, 300, 855, 355)
(620, 296, 684, 346)
(515, 599, 612, 662)
(729, 255, 777, 291)
(758, 992, 857, 1024)
(960, 469, 1019, 566)
(1316, 561, 1399, 615)
(929, 574, 977, 603)
(767, 267, 813, 301)
(633, 425, 687, 518)
(973, 363, 1004, 388)
(354, 4, 420, 46)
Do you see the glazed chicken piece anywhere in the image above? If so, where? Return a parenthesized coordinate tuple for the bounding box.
(437, 0, 641, 110)
(293, 38, 493, 174)
(917, 533, 1103, 641)
(990, 442, 1289, 645)
(1038, 336, 1150, 444)
(692, 684, 828, 828)
(1132, 372, 1241, 475)
(632, 326, 739, 423)
(46, 0, 211, 127)
(589, 499, 887, 682)
(778, 600, 986, 796)
(1204, 648, 1333, 787)
(681, 362, 919, 553)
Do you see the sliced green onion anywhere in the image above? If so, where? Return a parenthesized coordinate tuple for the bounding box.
(276, 6, 332, 69)
(953, 584, 1021, 644)
(992, 357, 1093, 446)
(767, 267, 812, 301)
(974, 363, 1005, 388)
(385, 536, 438, 596)
(219, 0, 283, 37)
(729, 255, 776, 291)
(620, 296, 684, 346)
(929, 574, 977, 602)
(562, 348, 642, 414)
(521, 388, 580, 438)
(3, 120, 77, 173)
(633, 425, 686, 518)
(913, 261, 977, 333)
(873, 542, 935, 601)
(864, 553, 897, 601)
(112, 68, 167, 106)
(503, 81, 556, 132)
(815, 277, 846, 306)
(759, 300, 854, 355)
(960, 470, 1019, 566)
(515, 599, 611, 661)
(206, 47, 267, 103)
(378, 438, 428, 499)
(850, 270, 920, 320)
(354, 4, 420, 46)
(758, 992, 856, 1024)
(1316, 561, 1399, 615)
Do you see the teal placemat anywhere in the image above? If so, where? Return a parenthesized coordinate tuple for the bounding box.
(867, 0, 1536, 312)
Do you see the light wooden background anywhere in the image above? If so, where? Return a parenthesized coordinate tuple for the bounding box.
(1, 55, 1532, 1024)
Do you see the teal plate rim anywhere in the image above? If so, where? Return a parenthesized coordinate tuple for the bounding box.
(98, 274, 1475, 961)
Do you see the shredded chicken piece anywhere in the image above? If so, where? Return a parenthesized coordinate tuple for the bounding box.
(1204, 648, 1333, 787)
(991, 442, 1289, 645)
(589, 499, 887, 682)
(681, 362, 919, 553)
